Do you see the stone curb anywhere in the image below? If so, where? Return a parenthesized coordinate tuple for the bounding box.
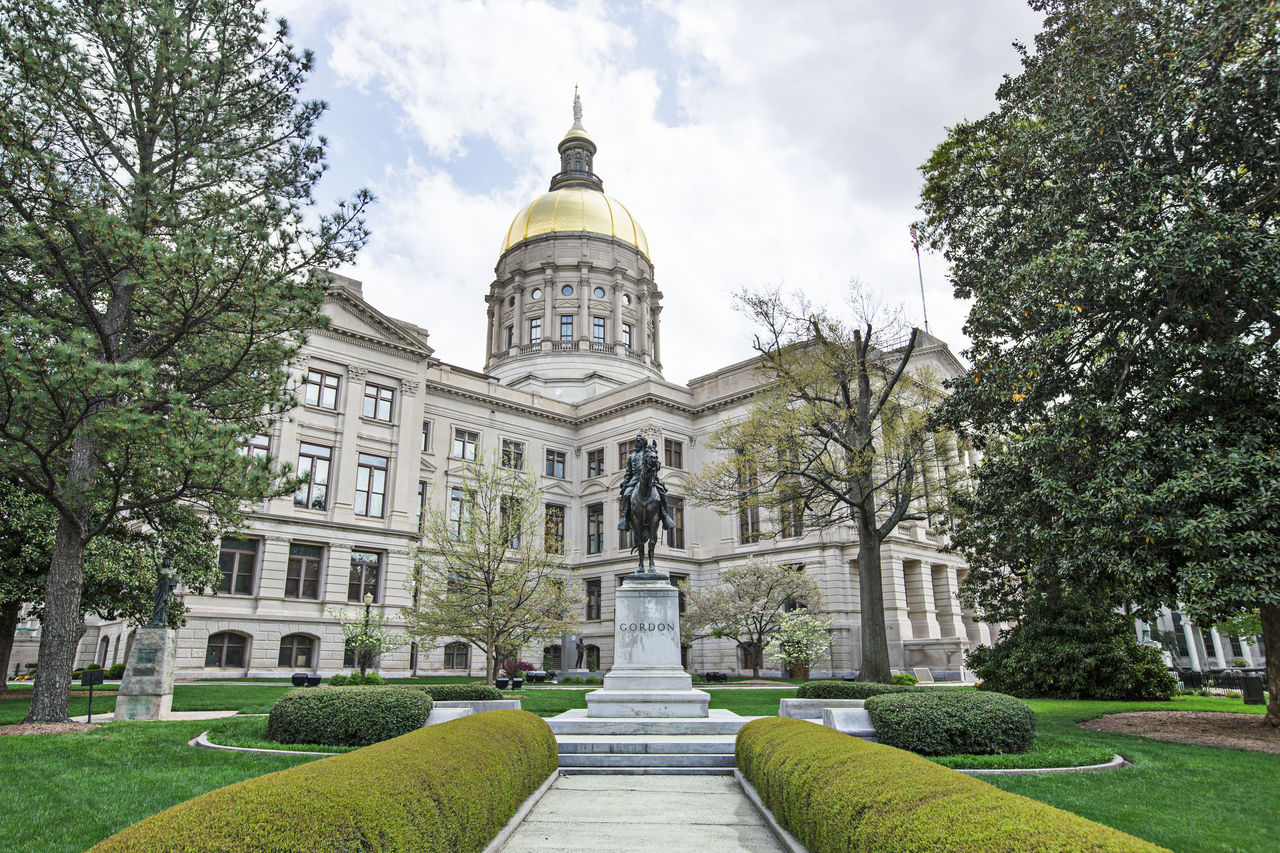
(190, 730, 339, 757)
(734, 769, 809, 853)
(958, 753, 1129, 775)
(480, 769, 560, 853)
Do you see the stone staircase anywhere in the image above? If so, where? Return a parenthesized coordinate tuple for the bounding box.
(556, 734, 738, 775)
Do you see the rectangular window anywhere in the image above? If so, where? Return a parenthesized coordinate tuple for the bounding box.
(664, 438, 683, 469)
(362, 383, 395, 422)
(586, 578, 601, 621)
(780, 490, 805, 539)
(285, 544, 322, 599)
(348, 550, 382, 602)
(737, 457, 761, 544)
(667, 496, 685, 549)
(421, 420, 432, 452)
(294, 443, 331, 510)
(304, 369, 341, 410)
(453, 428, 479, 461)
(417, 481, 429, 530)
(670, 572, 688, 614)
(506, 325, 514, 348)
(217, 537, 258, 595)
(449, 487, 470, 539)
(545, 504, 565, 554)
(592, 316, 606, 343)
(587, 448, 604, 478)
(502, 439, 525, 470)
(500, 494, 523, 549)
(545, 449, 566, 479)
(560, 314, 574, 341)
(354, 453, 389, 518)
(444, 643, 469, 669)
(586, 503, 604, 555)
(530, 317, 542, 344)
(622, 323, 633, 348)
(244, 434, 271, 459)
(618, 441, 630, 471)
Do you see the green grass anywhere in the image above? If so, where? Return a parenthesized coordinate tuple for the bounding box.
(202, 715, 354, 754)
(930, 735, 1115, 770)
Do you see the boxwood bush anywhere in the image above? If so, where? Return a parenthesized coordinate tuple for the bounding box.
(865, 690, 1035, 756)
(266, 687, 431, 747)
(91, 710, 557, 853)
(796, 679, 932, 700)
(414, 683, 503, 701)
(736, 717, 1166, 853)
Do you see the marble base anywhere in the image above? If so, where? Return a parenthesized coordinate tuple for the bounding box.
(114, 626, 176, 722)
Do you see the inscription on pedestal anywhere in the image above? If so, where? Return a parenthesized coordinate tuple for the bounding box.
(617, 621, 676, 633)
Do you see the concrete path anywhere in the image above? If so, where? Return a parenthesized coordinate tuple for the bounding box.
(498, 774, 784, 853)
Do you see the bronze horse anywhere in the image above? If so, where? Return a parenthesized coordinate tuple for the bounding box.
(627, 441, 665, 575)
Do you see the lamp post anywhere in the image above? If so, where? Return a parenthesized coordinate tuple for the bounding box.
(361, 592, 373, 679)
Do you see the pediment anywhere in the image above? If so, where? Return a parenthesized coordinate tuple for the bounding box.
(324, 287, 434, 358)
(542, 479, 574, 499)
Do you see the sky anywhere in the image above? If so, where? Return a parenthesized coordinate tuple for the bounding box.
(265, 0, 1045, 384)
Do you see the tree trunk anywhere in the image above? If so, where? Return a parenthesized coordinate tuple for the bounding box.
(0, 600, 21, 689)
(1261, 603, 1279, 728)
(25, 513, 89, 723)
(857, 523, 892, 683)
(485, 648, 496, 685)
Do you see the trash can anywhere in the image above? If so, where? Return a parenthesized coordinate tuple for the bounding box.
(1242, 676, 1266, 706)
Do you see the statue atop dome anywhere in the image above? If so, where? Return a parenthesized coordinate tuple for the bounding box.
(550, 88, 601, 192)
(573, 85, 582, 124)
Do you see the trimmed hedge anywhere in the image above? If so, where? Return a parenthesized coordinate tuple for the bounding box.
(414, 683, 503, 702)
(796, 679, 932, 700)
(736, 717, 1167, 852)
(267, 686, 431, 747)
(865, 690, 1035, 756)
(92, 710, 556, 853)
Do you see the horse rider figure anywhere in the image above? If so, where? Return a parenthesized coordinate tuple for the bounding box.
(618, 433, 675, 534)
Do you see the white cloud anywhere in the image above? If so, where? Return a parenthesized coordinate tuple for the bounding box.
(277, 0, 1042, 382)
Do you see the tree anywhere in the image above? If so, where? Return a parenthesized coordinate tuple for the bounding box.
(917, 0, 1280, 722)
(0, 1, 369, 722)
(678, 558, 822, 678)
(763, 611, 834, 679)
(405, 455, 580, 685)
(329, 603, 406, 679)
(688, 288, 952, 681)
(0, 479, 218, 689)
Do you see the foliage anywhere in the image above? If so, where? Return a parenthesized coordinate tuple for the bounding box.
(500, 659, 536, 678)
(917, 0, 1280, 724)
(557, 675, 602, 685)
(406, 453, 580, 684)
(265, 686, 429, 747)
(689, 286, 955, 682)
(893, 672, 919, 686)
(678, 558, 822, 678)
(763, 611, 834, 670)
(966, 605, 1177, 701)
(326, 604, 406, 678)
(735, 716, 1166, 852)
(0, 0, 370, 722)
(105, 663, 126, 679)
(413, 683, 503, 702)
(865, 690, 1036, 756)
(90, 710, 556, 853)
(327, 674, 348, 686)
(796, 679, 932, 700)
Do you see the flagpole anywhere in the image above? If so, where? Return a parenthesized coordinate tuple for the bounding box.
(911, 226, 930, 334)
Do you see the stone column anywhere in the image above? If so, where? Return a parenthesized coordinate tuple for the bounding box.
(932, 565, 966, 638)
(484, 305, 495, 364)
(651, 303, 662, 368)
(880, 555, 913, 669)
(334, 365, 367, 516)
(542, 270, 555, 351)
(392, 380, 420, 529)
(513, 283, 524, 348)
(639, 290, 651, 362)
(1210, 628, 1227, 667)
(1181, 618, 1202, 670)
(904, 559, 941, 639)
(611, 275, 623, 352)
(578, 264, 590, 345)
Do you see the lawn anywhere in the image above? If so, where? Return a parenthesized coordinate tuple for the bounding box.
(1, 684, 1276, 853)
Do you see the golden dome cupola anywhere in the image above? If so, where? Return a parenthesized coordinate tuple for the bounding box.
(484, 92, 664, 401)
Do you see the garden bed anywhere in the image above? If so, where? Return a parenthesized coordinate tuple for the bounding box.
(1080, 711, 1280, 754)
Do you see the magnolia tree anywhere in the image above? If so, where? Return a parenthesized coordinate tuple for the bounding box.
(328, 605, 406, 679)
(679, 559, 821, 678)
(764, 611, 835, 679)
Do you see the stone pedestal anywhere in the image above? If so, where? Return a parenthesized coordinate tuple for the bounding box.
(114, 626, 176, 721)
(585, 573, 709, 718)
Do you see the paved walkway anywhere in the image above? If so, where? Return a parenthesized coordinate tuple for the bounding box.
(498, 774, 783, 853)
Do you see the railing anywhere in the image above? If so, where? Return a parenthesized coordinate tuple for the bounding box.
(626, 350, 644, 361)
(589, 341, 610, 352)
(551, 340, 576, 351)
(519, 342, 541, 354)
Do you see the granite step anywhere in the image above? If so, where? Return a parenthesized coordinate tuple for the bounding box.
(556, 736, 736, 755)
(558, 765, 735, 776)
(546, 708, 754, 735)
(559, 752, 735, 768)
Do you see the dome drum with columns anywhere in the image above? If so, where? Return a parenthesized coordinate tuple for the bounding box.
(485, 93, 663, 402)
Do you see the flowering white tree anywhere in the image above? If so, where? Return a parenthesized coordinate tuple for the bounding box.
(328, 606, 406, 679)
(764, 611, 834, 678)
(679, 559, 821, 678)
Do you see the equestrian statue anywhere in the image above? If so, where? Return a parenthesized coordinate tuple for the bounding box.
(618, 433, 675, 575)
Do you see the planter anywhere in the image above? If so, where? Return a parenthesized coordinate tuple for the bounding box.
(511, 677, 524, 689)
(305, 674, 322, 687)
(495, 676, 510, 689)
(290, 673, 308, 687)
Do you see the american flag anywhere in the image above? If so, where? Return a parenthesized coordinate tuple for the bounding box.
(909, 225, 920, 254)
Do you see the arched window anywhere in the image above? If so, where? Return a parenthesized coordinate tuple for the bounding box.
(443, 642, 469, 670)
(585, 644, 600, 672)
(205, 632, 248, 668)
(542, 644, 561, 671)
(278, 634, 315, 669)
(98, 637, 110, 667)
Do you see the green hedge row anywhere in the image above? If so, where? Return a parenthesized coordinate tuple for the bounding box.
(267, 686, 431, 747)
(865, 690, 1035, 756)
(736, 717, 1166, 852)
(92, 710, 557, 853)
(796, 679, 933, 699)
(413, 683, 503, 701)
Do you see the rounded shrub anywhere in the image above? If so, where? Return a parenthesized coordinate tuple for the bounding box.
(892, 672, 919, 686)
(865, 690, 1035, 756)
(106, 663, 126, 679)
(796, 679, 932, 700)
(328, 674, 349, 686)
(266, 686, 431, 747)
(91, 710, 557, 853)
(735, 717, 1167, 853)
(416, 684, 503, 702)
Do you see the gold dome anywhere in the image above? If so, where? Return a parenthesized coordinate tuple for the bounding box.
(501, 187, 649, 258)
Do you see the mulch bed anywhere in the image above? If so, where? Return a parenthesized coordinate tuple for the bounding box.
(0, 689, 114, 700)
(1080, 711, 1280, 754)
(0, 722, 99, 736)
